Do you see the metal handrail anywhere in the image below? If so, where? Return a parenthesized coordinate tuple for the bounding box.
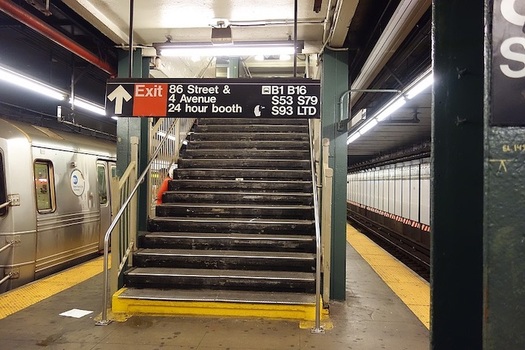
(96, 118, 179, 326)
(0, 240, 15, 254)
(0, 200, 11, 209)
(0, 271, 15, 286)
(308, 119, 324, 333)
(338, 88, 401, 131)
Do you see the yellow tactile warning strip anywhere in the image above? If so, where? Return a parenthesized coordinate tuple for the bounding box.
(112, 288, 330, 324)
(346, 223, 430, 329)
(0, 256, 105, 319)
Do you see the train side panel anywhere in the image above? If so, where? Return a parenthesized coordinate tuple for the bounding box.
(33, 146, 102, 278)
(0, 136, 38, 290)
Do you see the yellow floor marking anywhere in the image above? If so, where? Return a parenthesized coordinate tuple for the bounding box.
(0, 256, 107, 319)
(112, 288, 330, 324)
(346, 224, 430, 329)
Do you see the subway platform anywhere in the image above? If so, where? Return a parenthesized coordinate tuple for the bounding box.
(0, 225, 429, 349)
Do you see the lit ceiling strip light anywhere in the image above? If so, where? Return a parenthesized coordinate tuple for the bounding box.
(347, 69, 433, 145)
(406, 74, 433, 100)
(376, 98, 407, 122)
(155, 41, 303, 57)
(0, 64, 106, 116)
(0, 65, 65, 101)
(70, 97, 106, 116)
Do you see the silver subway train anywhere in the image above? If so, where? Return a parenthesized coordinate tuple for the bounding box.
(0, 117, 116, 293)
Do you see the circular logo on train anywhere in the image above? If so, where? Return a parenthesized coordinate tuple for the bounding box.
(70, 169, 85, 196)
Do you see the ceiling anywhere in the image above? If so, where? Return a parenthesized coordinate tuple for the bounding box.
(0, 0, 432, 167)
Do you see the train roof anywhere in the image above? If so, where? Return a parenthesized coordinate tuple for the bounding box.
(0, 117, 116, 159)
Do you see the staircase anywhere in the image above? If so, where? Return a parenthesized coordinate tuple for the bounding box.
(115, 117, 320, 319)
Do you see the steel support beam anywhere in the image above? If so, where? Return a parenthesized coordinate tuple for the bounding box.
(431, 1, 483, 348)
(116, 49, 150, 232)
(321, 48, 348, 300)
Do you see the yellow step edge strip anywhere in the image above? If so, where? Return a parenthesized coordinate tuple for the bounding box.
(0, 255, 107, 319)
(346, 223, 430, 329)
(112, 288, 330, 325)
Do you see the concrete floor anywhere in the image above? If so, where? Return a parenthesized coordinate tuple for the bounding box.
(0, 241, 429, 349)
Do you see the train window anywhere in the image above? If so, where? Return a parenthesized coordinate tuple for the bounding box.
(97, 164, 108, 205)
(0, 152, 7, 216)
(34, 161, 55, 213)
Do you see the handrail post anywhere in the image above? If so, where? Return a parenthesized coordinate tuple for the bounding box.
(0, 240, 16, 254)
(309, 120, 325, 334)
(321, 138, 333, 302)
(174, 118, 181, 163)
(128, 136, 139, 267)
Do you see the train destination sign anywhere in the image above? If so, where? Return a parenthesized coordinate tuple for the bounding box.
(106, 78, 320, 119)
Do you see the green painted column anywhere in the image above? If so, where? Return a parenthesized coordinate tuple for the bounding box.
(116, 48, 149, 231)
(321, 48, 348, 301)
(432, 1, 483, 348)
(484, 0, 525, 348)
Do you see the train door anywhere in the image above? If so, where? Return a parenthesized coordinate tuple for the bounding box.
(97, 160, 114, 251)
(0, 151, 7, 217)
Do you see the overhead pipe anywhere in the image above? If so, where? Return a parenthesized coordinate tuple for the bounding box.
(0, 0, 116, 76)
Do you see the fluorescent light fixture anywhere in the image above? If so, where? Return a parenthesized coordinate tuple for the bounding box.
(347, 69, 433, 145)
(359, 119, 378, 135)
(376, 98, 407, 121)
(347, 132, 361, 144)
(0, 64, 108, 118)
(0, 65, 65, 101)
(406, 73, 433, 100)
(71, 98, 106, 116)
(154, 40, 303, 57)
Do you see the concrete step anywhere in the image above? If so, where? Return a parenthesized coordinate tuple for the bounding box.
(169, 179, 313, 193)
(116, 287, 316, 304)
(162, 191, 313, 205)
(147, 217, 315, 235)
(112, 288, 323, 321)
(194, 124, 308, 134)
(173, 168, 311, 181)
(132, 249, 316, 273)
(182, 148, 310, 160)
(123, 267, 315, 293)
(186, 140, 309, 150)
(155, 203, 314, 219)
(178, 158, 311, 170)
(138, 232, 315, 252)
(189, 132, 309, 142)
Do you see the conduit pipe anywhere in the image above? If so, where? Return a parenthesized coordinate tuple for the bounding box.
(0, 0, 116, 76)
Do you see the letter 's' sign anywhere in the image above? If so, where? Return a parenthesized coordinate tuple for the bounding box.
(492, 0, 525, 125)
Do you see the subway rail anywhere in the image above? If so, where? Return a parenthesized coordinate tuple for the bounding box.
(346, 155, 431, 281)
(0, 117, 117, 293)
